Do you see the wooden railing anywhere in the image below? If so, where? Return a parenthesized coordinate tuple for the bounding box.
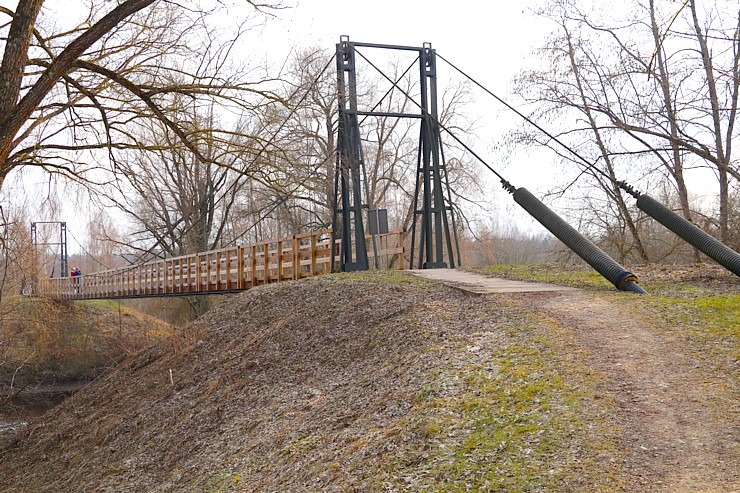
(39, 230, 405, 300)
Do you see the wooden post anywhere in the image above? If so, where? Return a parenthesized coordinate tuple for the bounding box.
(310, 234, 317, 276)
(177, 258, 182, 293)
(277, 240, 283, 281)
(185, 257, 190, 293)
(292, 236, 299, 280)
(192, 255, 199, 293)
(225, 249, 232, 289)
(251, 244, 258, 287)
(237, 246, 245, 289)
(222, 251, 227, 289)
(205, 254, 212, 293)
(215, 252, 221, 290)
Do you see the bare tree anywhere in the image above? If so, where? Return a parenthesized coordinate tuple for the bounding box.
(80, 209, 121, 273)
(0, 0, 282, 194)
(98, 110, 263, 261)
(561, 24, 650, 262)
(256, 47, 482, 244)
(0, 203, 41, 405)
(514, 0, 739, 254)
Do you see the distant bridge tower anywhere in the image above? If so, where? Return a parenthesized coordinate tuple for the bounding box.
(331, 37, 460, 272)
(31, 221, 69, 278)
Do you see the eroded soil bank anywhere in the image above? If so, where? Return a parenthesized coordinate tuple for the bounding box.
(0, 269, 736, 492)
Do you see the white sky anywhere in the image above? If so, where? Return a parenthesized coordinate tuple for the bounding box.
(255, 0, 563, 235)
(257, 0, 555, 200)
(2, 0, 555, 251)
(2, 1, 721, 254)
(263, 0, 546, 79)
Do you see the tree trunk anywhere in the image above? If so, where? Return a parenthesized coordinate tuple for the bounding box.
(689, 0, 732, 243)
(564, 28, 650, 263)
(0, 0, 156, 185)
(648, 0, 702, 261)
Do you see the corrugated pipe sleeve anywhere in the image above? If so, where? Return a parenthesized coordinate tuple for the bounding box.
(636, 194, 740, 277)
(512, 188, 647, 294)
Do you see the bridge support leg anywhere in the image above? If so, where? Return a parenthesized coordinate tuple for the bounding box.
(409, 44, 459, 270)
(332, 37, 369, 272)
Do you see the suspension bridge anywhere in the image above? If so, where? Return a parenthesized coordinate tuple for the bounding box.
(36, 230, 404, 301)
(31, 38, 740, 301)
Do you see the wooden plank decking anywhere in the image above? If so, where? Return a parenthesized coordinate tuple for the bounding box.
(39, 230, 405, 300)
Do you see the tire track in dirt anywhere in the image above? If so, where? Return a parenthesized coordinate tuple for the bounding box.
(518, 290, 738, 493)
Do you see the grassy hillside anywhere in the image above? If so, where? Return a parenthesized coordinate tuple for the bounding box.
(0, 268, 736, 492)
(0, 297, 172, 393)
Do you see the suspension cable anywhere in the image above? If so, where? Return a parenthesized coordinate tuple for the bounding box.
(227, 160, 329, 246)
(67, 228, 112, 270)
(126, 53, 337, 253)
(434, 53, 740, 277)
(436, 52, 641, 198)
(91, 54, 336, 264)
(353, 48, 517, 193)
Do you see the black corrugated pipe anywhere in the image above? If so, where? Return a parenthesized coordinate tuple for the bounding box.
(635, 194, 740, 277)
(511, 187, 647, 294)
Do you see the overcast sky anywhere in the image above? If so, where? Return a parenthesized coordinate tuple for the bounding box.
(0, 0, 572, 251)
(260, 0, 551, 133)
(257, 0, 555, 198)
(262, 0, 547, 79)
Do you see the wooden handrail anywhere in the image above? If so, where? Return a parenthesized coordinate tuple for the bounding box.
(38, 230, 405, 300)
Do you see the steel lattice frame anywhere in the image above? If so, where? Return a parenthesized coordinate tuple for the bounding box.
(331, 37, 460, 272)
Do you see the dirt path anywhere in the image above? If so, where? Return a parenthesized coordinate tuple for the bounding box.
(518, 290, 738, 493)
(411, 269, 737, 491)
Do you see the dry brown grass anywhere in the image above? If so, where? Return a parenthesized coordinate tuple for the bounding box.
(0, 269, 736, 492)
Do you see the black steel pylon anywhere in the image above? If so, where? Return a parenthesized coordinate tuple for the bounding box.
(331, 38, 460, 271)
(409, 43, 459, 269)
(332, 36, 369, 272)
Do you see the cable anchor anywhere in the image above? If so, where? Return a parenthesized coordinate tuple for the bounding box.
(616, 181, 641, 199)
(500, 179, 517, 194)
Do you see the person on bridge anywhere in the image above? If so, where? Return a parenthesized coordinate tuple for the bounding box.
(71, 267, 82, 293)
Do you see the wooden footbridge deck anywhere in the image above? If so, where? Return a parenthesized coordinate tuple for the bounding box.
(39, 230, 404, 300)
